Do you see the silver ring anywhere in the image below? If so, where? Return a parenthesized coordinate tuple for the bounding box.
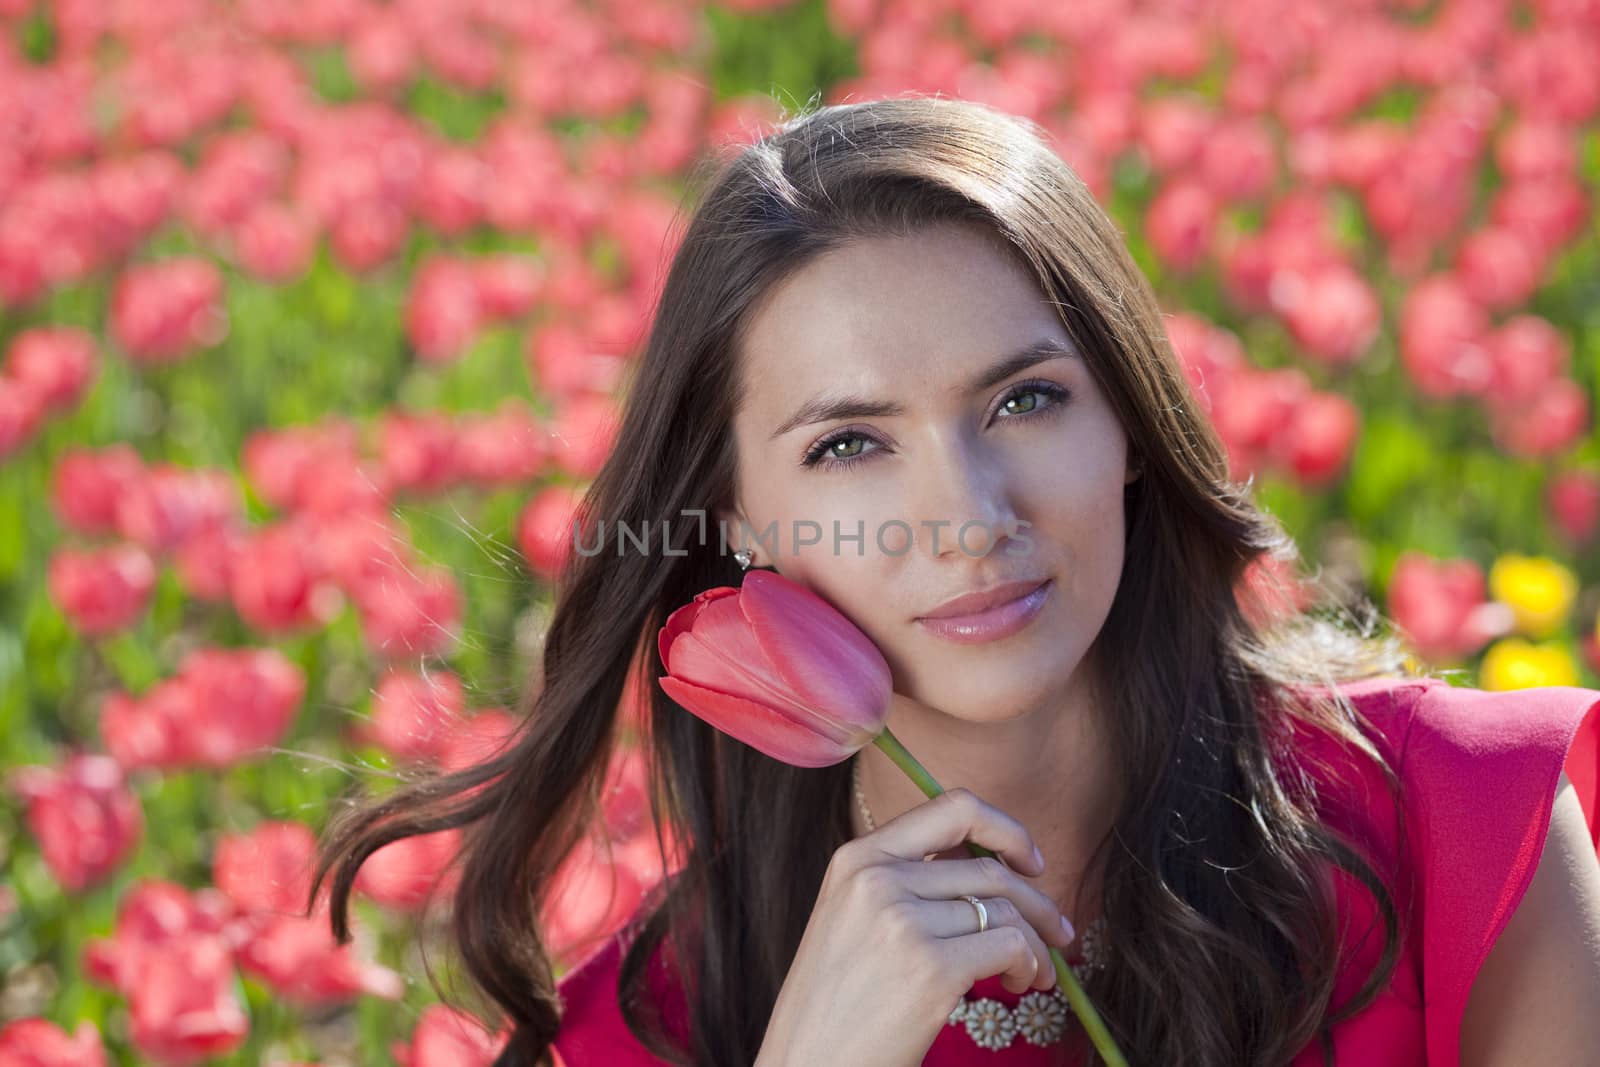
(960, 894, 988, 933)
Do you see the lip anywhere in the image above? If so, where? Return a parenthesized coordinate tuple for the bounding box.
(918, 578, 1052, 620)
(915, 578, 1053, 645)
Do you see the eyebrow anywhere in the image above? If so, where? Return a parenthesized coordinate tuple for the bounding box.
(767, 338, 1080, 441)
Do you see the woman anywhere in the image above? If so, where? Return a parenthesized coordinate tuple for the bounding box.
(311, 96, 1600, 1066)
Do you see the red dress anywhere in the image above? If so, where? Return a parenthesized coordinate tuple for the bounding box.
(549, 677, 1600, 1065)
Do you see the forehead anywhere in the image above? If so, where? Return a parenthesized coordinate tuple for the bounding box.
(734, 225, 1072, 414)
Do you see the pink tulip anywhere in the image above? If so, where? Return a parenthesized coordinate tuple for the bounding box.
(379, 410, 460, 494)
(315, 512, 412, 591)
(1490, 177, 1589, 260)
(355, 829, 463, 911)
(47, 543, 156, 636)
(1278, 264, 1380, 365)
(329, 199, 407, 273)
(1235, 553, 1311, 631)
(1163, 312, 1244, 417)
(657, 569, 891, 768)
(455, 405, 547, 486)
(1497, 29, 1600, 123)
(1212, 368, 1312, 461)
(213, 821, 320, 916)
(110, 259, 227, 364)
(0, 1018, 109, 1067)
(517, 484, 587, 579)
(184, 132, 292, 239)
(232, 202, 316, 283)
(0, 378, 44, 459)
(234, 911, 403, 1004)
(473, 254, 544, 320)
(604, 190, 683, 284)
(81, 882, 251, 1066)
(9, 753, 143, 892)
(242, 421, 361, 510)
(1548, 470, 1600, 545)
(540, 834, 648, 969)
(416, 148, 486, 236)
(209, 826, 404, 1004)
(3, 327, 96, 413)
(348, 20, 417, 94)
(1198, 116, 1276, 202)
(102, 684, 194, 772)
(1399, 275, 1492, 399)
(101, 647, 304, 771)
(549, 393, 621, 478)
(600, 746, 652, 840)
(526, 320, 631, 399)
(1386, 552, 1505, 662)
(127, 935, 250, 1065)
(406, 257, 484, 363)
(228, 521, 344, 633)
(172, 522, 247, 601)
(82, 882, 245, 994)
(51, 445, 145, 535)
(1488, 377, 1589, 459)
(354, 561, 461, 659)
(1272, 391, 1360, 487)
(1144, 178, 1217, 272)
(360, 667, 466, 763)
(113, 463, 240, 555)
(1454, 228, 1541, 312)
(1482, 315, 1570, 413)
(1496, 119, 1577, 183)
(391, 1004, 509, 1067)
(1584, 633, 1600, 677)
(437, 709, 519, 775)
(1137, 96, 1213, 172)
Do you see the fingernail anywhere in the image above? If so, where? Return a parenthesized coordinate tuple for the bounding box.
(1031, 844, 1044, 870)
(1060, 915, 1075, 941)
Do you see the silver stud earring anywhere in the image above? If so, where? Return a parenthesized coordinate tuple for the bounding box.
(734, 548, 753, 570)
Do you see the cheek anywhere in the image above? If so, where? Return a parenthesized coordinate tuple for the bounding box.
(1018, 456, 1128, 593)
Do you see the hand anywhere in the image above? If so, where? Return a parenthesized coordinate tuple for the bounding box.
(754, 787, 1077, 1067)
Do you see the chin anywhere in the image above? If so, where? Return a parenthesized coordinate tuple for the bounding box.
(900, 663, 1066, 723)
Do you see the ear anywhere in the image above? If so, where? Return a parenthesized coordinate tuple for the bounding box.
(1124, 452, 1143, 485)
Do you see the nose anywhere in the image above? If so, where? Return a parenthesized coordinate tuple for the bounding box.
(907, 435, 1023, 561)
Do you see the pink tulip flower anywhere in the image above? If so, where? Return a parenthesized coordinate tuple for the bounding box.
(657, 569, 892, 768)
(0, 1018, 109, 1067)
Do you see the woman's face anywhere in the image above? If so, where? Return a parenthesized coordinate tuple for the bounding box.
(722, 223, 1139, 723)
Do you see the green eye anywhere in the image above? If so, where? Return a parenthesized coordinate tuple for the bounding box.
(830, 438, 865, 459)
(1003, 391, 1041, 415)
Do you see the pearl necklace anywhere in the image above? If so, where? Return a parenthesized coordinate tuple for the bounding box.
(850, 755, 1110, 1051)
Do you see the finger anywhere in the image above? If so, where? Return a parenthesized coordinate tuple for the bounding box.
(897, 856, 1076, 949)
(923, 896, 1058, 992)
(943, 925, 1042, 997)
(865, 787, 1044, 879)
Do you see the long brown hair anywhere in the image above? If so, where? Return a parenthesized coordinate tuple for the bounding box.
(310, 95, 1424, 1067)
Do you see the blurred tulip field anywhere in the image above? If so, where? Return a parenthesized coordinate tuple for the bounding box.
(2, 0, 1599, 1062)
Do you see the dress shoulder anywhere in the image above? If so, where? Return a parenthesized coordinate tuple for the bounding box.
(549, 921, 690, 1067)
(1396, 680, 1600, 1065)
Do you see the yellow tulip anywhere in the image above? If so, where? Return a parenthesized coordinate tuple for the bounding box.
(1486, 554, 1578, 639)
(1479, 637, 1581, 690)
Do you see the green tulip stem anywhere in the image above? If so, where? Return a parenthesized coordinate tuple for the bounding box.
(869, 728, 1128, 1067)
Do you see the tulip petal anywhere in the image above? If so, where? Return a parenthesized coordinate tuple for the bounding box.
(738, 570, 892, 730)
(664, 629, 858, 747)
(658, 675, 865, 768)
(658, 586, 739, 674)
